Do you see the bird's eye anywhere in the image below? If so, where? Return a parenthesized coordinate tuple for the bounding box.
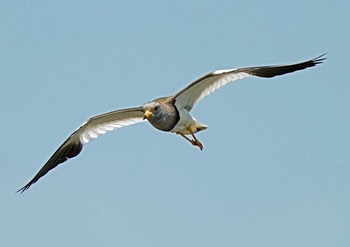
(154, 106, 159, 111)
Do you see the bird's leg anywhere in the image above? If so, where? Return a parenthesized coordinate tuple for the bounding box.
(177, 132, 193, 144)
(176, 130, 203, 151)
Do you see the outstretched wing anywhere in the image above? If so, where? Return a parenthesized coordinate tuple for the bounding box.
(173, 54, 326, 111)
(17, 107, 144, 193)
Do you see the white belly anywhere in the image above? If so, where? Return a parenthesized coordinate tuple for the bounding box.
(170, 108, 208, 135)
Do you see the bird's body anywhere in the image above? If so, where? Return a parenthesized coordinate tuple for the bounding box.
(18, 54, 326, 193)
(145, 97, 207, 135)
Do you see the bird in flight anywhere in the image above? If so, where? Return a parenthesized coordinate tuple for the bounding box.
(17, 54, 326, 193)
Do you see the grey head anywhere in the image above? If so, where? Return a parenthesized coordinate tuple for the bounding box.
(142, 97, 179, 132)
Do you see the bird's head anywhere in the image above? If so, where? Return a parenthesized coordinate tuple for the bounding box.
(142, 101, 162, 120)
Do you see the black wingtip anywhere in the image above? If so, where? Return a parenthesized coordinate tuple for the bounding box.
(16, 187, 27, 194)
(248, 53, 327, 78)
(16, 136, 84, 194)
(312, 53, 327, 65)
(16, 184, 31, 194)
(16, 179, 36, 194)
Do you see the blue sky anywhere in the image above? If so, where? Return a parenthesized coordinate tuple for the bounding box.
(1, 1, 349, 246)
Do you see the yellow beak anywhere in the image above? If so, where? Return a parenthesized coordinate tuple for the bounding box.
(144, 109, 153, 119)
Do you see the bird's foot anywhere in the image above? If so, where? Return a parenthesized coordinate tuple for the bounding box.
(190, 139, 203, 151)
(176, 132, 203, 151)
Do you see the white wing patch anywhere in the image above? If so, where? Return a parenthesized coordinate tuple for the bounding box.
(79, 117, 144, 144)
(194, 71, 251, 105)
(175, 70, 251, 111)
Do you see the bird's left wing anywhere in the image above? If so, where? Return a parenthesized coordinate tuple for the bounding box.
(173, 54, 325, 111)
(17, 107, 144, 193)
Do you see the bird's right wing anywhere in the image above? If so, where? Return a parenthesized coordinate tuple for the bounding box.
(173, 54, 326, 111)
(17, 106, 145, 193)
